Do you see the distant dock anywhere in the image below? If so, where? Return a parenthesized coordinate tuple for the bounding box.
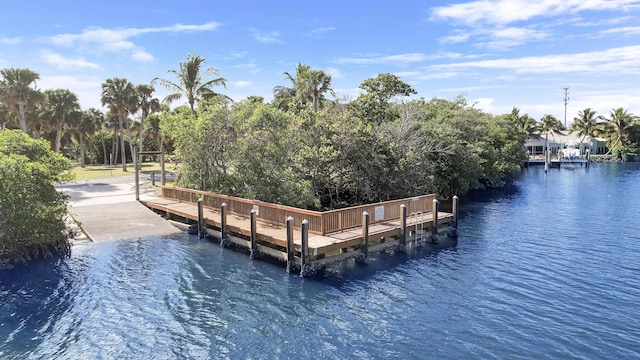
(142, 187, 458, 276)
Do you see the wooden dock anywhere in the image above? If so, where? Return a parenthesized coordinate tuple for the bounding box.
(142, 187, 458, 276)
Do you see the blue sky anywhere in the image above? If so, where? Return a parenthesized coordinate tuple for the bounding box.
(2, 0, 639, 123)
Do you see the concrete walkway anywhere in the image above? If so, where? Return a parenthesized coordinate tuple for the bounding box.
(59, 176, 181, 242)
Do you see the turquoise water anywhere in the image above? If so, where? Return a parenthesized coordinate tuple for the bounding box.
(2, 163, 640, 359)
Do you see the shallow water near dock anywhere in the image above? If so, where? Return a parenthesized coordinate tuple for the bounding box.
(2, 163, 640, 359)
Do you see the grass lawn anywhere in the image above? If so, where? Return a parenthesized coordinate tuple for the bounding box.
(70, 162, 168, 181)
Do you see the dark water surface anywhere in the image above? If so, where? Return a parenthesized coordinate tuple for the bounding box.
(2, 163, 639, 359)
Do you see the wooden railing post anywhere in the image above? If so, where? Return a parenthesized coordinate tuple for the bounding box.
(448, 196, 459, 238)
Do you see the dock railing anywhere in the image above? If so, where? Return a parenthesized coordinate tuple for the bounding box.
(161, 186, 435, 235)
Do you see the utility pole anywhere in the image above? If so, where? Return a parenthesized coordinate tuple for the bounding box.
(563, 87, 569, 128)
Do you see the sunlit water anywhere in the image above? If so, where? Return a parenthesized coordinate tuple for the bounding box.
(2, 163, 640, 359)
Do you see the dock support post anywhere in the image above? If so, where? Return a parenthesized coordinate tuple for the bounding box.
(197, 198, 204, 239)
(286, 216, 295, 273)
(160, 141, 166, 186)
(431, 199, 439, 244)
(399, 204, 407, 252)
(448, 196, 459, 238)
(220, 202, 228, 247)
(356, 212, 369, 264)
(134, 146, 139, 201)
(300, 220, 309, 277)
(250, 209, 258, 259)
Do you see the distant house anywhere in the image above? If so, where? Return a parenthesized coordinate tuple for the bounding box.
(525, 130, 608, 157)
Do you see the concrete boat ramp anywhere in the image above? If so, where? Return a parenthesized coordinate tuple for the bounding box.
(59, 176, 181, 242)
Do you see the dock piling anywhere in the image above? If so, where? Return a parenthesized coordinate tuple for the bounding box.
(250, 209, 258, 258)
(300, 220, 309, 277)
(197, 198, 204, 239)
(286, 216, 295, 273)
(399, 204, 407, 252)
(432, 199, 439, 244)
(448, 196, 459, 238)
(220, 202, 228, 246)
(356, 211, 369, 264)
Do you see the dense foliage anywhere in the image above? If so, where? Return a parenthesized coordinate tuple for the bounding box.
(163, 86, 527, 209)
(0, 130, 72, 266)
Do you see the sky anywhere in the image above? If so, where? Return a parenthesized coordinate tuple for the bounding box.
(1, 0, 639, 124)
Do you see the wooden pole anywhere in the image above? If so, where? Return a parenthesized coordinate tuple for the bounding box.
(300, 220, 309, 277)
(286, 216, 294, 273)
(250, 209, 258, 259)
(197, 198, 204, 239)
(400, 204, 407, 250)
(360, 211, 369, 263)
(432, 199, 439, 244)
(160, 141, 166, 185)
(134, 146, 139, 201)
(448, 196, 459, 238)
(220, 202, 228, 247)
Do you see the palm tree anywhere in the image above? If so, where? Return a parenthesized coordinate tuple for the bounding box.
(510, 107, 537, 139)
(570, 108, 602, 142)
(304, 69, 334, 112)
(273, 63, 311, 110)
(539, 114, 563, 159)
(43, 89, 80, 152)
(570, 108, 603, 153)
(152, 53, 227, 112)
(135, 84, 161, 152)
(101, 78, 136, 171)
(273, 63, 334, 112)
(604, 107, 636, 152)
(0, 68, 43, 132)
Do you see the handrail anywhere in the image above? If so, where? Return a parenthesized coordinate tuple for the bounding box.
(161, 186, 435, 235)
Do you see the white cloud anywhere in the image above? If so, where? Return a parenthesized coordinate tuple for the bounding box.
(306, 27, 336, 37)
(252, 31, 282, 44)
(131, 49, 155, 62)
(232, 51, 248, 58)
(38, 75, 103, 109)
(41, 50, 100, 70)
(1, 37, 21, 45)
(335, 53, 430, 65)
(233, 81, 252, 87)
(599, 26, 640, 36)
(428, 45, 640, 75)
(430, 0, 639, 26)
(47, 22, 220, 62)
(326, 67, 343, 79)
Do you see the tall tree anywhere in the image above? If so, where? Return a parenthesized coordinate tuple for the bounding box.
(273, 63, 334, 112)
(135, 84, 161, 152)
(539, 114, 563, 157)
(101, 78, 136, 171)
(604, 107, 636, 152)
(0, 68, 43, 132)
(43, 89, 80, 153)
(510, 107, 537, 139)
(570, 108, 603, 147)
(153, 53, 227, 112)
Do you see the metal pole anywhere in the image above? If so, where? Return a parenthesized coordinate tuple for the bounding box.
(300, 220, 309, 277)
(286, 216, 294, 273)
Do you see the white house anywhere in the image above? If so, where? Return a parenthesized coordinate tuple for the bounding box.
(525, 130, 608, 157)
